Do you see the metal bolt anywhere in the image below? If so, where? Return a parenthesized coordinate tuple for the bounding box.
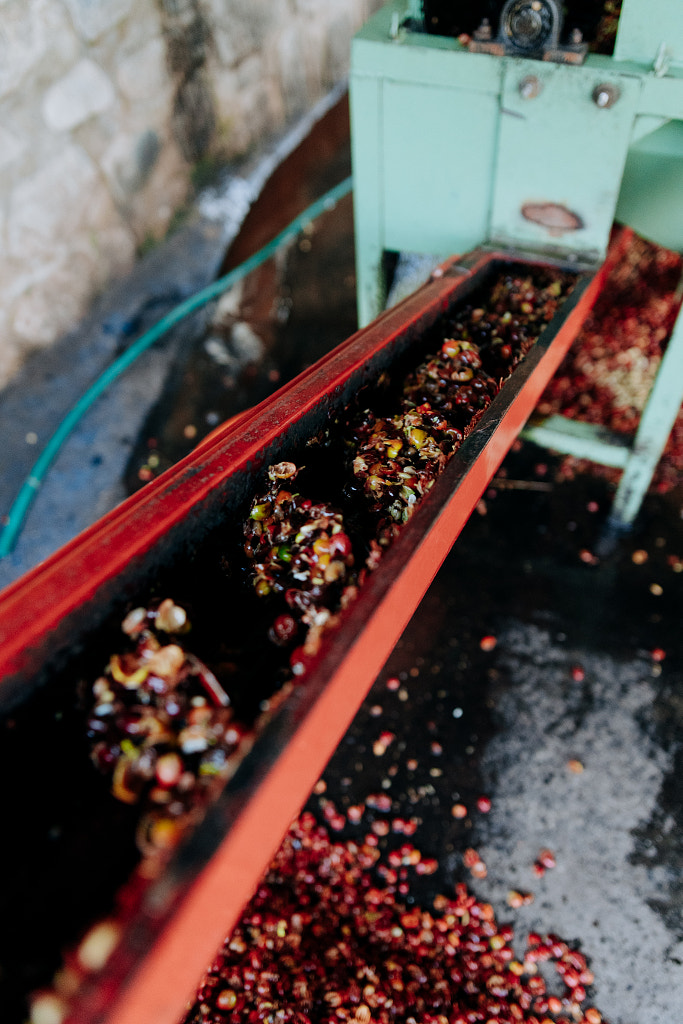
(592, 83, 620, 108)
(519, 75, 542, 100)
(654, 41, 671, 77)
(474, 18, 492, 41)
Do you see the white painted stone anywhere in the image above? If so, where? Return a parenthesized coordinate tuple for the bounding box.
(275, 24, 311, 116)
(0, 309, 8, 382)
(205, 0, 271, 33)
(208, 0, 290, 65)
(76, 158, 137, 250)
(239, 79, 281, 146)
(12, 256, 92, 345)
(0, 0, 379, 390)
(292, 0, 320, 13)
(88, 223, 136, 283)
(116, 37, 168, 102)
(42, 58, 116, 131)
(103, 134, 187, 242)
(112, 0, 159, 55)
(324, 10, 355, 83)
(61, 0, 135, 42)
(0, 329, 23, 394)
(101, 130, 155, 201)
(11, 219, 134, 347)
(211, 63, 284, 158)
(207, 0, 263, 65)
(211, 68, 252, 157)
(362, 0, 379, 20)
(0, 0, 80, 100)
(0, 123, 25, 170)
(0, 0, 48, 99)
(236, 54, 265, 91)
(41, 0, 82, 69)
(8, 145, 98, 261)
(212, 24, 254, 69)
(0, 257, 63, 307)
(7, 140, 135, 294)
(300, 21, 326, 97)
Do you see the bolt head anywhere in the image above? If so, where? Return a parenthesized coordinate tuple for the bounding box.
(519, 75, 542, 99)
(592, 83, 620, 108)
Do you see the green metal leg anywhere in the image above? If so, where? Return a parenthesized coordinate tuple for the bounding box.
(521, 415, 632, 469)
(350, 71, 386, 327)
(355, 244, 388, 328)
(608, 299, 683, 527)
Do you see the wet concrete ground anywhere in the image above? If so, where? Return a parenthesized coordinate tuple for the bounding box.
(308, 454, 683, 1023)
(2, 93, 683, 1022)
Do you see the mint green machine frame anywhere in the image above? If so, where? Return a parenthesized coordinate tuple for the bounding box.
(350, 0, 683, 528)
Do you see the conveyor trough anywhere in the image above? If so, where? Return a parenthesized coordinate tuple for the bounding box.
(0, 242, 619, 1024)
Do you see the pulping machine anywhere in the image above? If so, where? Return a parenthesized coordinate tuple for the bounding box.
(0, 4, 682, 1024)
(350, 0, 683, 527)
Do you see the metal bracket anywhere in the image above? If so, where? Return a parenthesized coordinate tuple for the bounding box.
(469, 0, 588, 66)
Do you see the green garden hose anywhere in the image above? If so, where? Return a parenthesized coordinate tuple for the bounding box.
(0, 176, 354, 558)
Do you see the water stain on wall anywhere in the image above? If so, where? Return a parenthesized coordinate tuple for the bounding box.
(156, 0, 217, 161)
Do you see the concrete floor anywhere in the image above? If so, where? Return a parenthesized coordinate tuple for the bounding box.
(312, 454, 683, 1024)
(1, 92, 682, 1023)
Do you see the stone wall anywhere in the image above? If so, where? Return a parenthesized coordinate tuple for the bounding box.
(0, 0, 381, 389)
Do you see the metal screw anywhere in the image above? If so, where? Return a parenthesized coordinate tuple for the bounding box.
(474, 18, 492, 41)
(592, 83, 620, 108)
(519, 75, 542, 100)
(653, 42, 671, 77)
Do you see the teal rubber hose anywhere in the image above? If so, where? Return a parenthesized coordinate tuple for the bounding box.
(0, 175, 354, 558)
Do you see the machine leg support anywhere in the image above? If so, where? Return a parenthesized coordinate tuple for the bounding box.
(596, 513, 633, 558)
(356, 248, 388, 328)
(607, 295, 683, 530)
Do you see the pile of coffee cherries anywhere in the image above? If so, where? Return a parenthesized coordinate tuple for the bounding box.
(592, 0, 622, 54)
(536, 234, 683, 492)
(244, 269, 574, 664)
(86, 599, 248, 854)
(345, 337, 497, 548)
(185, 813, 603, 1024)
(345, 273, 570, 540)
(243, 461, 358, 673)
(87, 266, 574, 846)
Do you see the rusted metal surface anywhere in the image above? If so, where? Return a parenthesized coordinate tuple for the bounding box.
(0, 243, 619, 1024)
(521, 202, 585, 236)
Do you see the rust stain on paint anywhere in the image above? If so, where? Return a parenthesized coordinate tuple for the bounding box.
(521, 202, 584, 237)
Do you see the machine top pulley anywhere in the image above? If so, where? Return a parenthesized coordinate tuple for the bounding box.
(420, 0, 618, 60)
(468, 0, 588, 65)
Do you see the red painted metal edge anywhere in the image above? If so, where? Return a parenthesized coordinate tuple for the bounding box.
(0, 260, 484, 690)
(0, 237, 626, 1024)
